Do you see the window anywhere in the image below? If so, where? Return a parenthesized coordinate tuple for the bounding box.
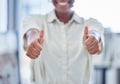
(73, 0, 120, 32)
(0, 0, 8, 32)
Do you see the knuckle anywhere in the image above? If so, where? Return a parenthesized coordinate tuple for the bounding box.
(31, 56, 36, 59)
(86, 43, 89, 46)
(84, 41, 88, 45)
(36, 55, 39, 58)
(90, 36, 95, 40)
(87, 48, 91, 52)
(89, 36, 93, 39)
(34, 54, 39, 58)
(94, 39, 99, 43)
(90, 51, 95, 55)
(92, 36, 96, 39)
(26, 53, 29, 56)
(38, 51, 40, 55)
(26, 53, 32, 58)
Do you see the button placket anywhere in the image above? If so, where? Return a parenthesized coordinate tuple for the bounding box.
(61, 23, 68, 84)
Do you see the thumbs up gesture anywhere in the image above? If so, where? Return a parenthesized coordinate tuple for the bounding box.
(83, 26, 100, 55)
(26, 29, 44, 59)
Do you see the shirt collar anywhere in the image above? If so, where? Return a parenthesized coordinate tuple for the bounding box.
(47, 10, 58, 23)
(47, 10, 83, 24)
(72, 12, 84, 24)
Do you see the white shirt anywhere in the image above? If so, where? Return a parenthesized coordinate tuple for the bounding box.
(23, 10, 104, 84)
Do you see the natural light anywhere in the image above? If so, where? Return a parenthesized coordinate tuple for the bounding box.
(0, 0, 7, 32)
(73, 0, 120, 32)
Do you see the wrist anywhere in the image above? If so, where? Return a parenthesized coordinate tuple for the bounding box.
(89, 30, 101, 42)
(27, 29, 39, 44)
(23, 29, 39, 50)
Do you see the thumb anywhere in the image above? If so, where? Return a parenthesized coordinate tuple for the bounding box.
(38, 29, 44, 44)
(83, 26, 89, 41)
(40, 29, 44, 39)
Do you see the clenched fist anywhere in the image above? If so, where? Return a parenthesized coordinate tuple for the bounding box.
(83, 26, 100, 55)
(26, 30, 44, 59)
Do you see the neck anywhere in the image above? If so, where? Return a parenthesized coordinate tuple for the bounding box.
(55, 10, 73, 24)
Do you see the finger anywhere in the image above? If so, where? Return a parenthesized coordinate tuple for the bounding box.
(83, 26, 89, 41)
(38, 29, 44, 45)
(26, 44, 39, 58)
(87, 38, 99, 48)
(32, 40, 42, 51)
(87, 43, 99, 51)
(31, 50, 40, 57)
(31, 41, 38, 50)
(40, 39, 44, 45)
(85, 36, 95, 46)
(26, 50, 31, 57)
(40, 29, 44, 40)
(32, 47, 40, 55)
(88, 48, 99, 55)
(37, 38, 44, 49)
(36, 40, 43, 51)
(84, 26, 88, 35)
(26, 49, 34, 58)
(28, 48, 39, 58)
(86, 40, 99, 52)
(28, 53, 37, 59)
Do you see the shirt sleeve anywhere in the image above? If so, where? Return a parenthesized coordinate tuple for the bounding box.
(22, 15, 44, 50)
(86, 18, 104, 54)
(23, 15, 44, 36)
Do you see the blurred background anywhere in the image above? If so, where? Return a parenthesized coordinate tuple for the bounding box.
(0, 0, 120, 84)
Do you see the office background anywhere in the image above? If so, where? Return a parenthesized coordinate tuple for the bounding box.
(0, 0, 120, 84)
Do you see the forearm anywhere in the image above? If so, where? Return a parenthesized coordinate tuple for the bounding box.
(23, 28, 40, 50)
(89, 30, 104, 54)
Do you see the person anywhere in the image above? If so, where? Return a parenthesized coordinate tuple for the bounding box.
(23, 0, 104, 84)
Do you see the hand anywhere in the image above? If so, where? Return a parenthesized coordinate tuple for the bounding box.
(26, 30, 44, 59)
(83, 26, 99, 55)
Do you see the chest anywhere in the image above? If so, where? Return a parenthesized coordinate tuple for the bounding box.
(46, 22, 84, 42)
(43, 22, 85, 52)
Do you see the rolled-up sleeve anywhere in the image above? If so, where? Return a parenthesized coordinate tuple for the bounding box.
(23, 15, 43, 36)
(22, 15, 43, 50)
(86, 18, 104, 54)
(22, 15, 44, 82)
